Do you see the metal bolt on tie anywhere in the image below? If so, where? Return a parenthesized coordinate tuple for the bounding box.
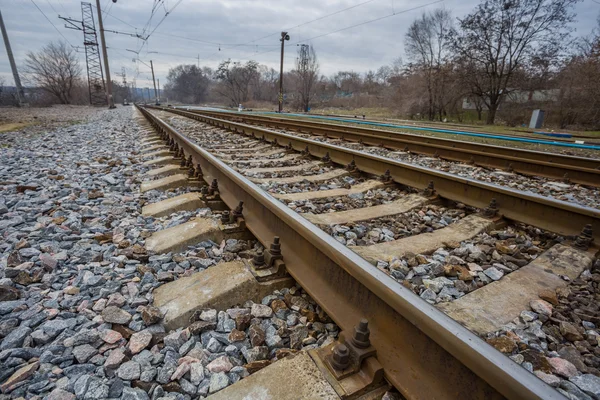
(269, 236, 281, 256)
(221, 211, 230, 224)
(573, 224, 593, 251)
(380, 169, 392, 183)
(253, 249, 265, 266)
(483, 198, 499, 218)
(208, 179, 218, 195)
(346, 159, 358, 172)
(331, 343, 350, 371)
(352, 319, 371, 349)
(232, 201, 244, 219)
(423, 180, 435, 196)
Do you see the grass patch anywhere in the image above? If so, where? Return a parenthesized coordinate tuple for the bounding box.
(0, 122, 35, 133)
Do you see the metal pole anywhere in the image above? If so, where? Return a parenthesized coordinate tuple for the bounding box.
(0, 8, 26, 107)
(157, 78, 160, 103)
(150, 60, 158, 104)
(278, 32, 288, 113)
(95, 0, 115, 109)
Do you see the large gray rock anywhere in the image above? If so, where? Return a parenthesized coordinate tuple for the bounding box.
(570, 375, 600, 399)
(0, 326, 31, 350)
(209, 372, 230, 393)
(73, 375, 109, 399)
(72, 344, 98, 363)
(121, 386, 150, 400)
(102, 306, 132, 324)
(117, 361, 141, 380)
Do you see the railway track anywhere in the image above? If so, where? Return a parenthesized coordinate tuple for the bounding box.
(136, 104, 599, 399)
(179, 108, 600, 187)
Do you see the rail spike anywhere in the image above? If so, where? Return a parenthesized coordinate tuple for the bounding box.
(483, 198, 499, 218)
(573, 224, 593, 251)
(232, 201, 244, 219)
(422, 181, 435, 197)
(380, 169, 393, 185)
(208, 179, 218, 196)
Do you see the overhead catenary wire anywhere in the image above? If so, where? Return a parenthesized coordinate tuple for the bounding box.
(169, 0, 443, 66)
(92, 4, 140, 30)
(29, 0, 77, 47)
(157, 0, 384, 53)
(248, 0, 444, 60)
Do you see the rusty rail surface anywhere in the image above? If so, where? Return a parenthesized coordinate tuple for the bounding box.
(149, 106, 600, 242)
(137, 105, 563, 399)
(184, 108, 600, 187)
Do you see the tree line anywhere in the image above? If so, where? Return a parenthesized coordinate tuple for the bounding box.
(5, 0, 599, 129)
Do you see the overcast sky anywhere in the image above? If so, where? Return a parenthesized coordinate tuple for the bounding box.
(1, 0, 599, 90)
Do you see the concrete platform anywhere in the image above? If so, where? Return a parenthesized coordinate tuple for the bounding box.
(140, 174, 188, 193)
(303, 194, 429, 225)
(274, 180, 385, 202)
(203, 352, 339, 399)
(227, 154, 301, 165)
(243, 160, 322, 174)
(153, 261, 294, 330)
(143, 156, 176, 167)
(352, 214, 495, 263)
(142, 193, 205, 218)
(142, 149, 172, 159)
(439, 244, 595, 335)
(145, 217, 222, 254)
(145, 164, 184, 178)
(249, 169, 348, 185)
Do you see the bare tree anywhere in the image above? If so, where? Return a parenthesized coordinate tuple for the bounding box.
(405, 8, 453, 120)
(24, 41, 81, 104)
(293, 45, 319, 112)
(451, 0, 578, 124)
(214, 59, 259, 106)
(164, 64, 211, 104)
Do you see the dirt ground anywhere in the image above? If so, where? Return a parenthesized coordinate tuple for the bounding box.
(0, 104, 106, 134)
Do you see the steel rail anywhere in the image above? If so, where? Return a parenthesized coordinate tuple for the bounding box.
(138, 105, 563, 399)
(186, 108, 600, 187)
(151, 106, 600, 242)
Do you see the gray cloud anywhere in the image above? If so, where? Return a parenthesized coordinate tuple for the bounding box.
(1, 0, 599, 90)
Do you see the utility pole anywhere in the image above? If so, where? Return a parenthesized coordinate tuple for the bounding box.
(278, 31, 290, 113)
(0, 8, 27, 107)
(150, 60, 158, 105)
(157, 78, 160, 103)
(95, 0, 115, 108)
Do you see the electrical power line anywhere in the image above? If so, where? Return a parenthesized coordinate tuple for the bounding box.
(250, 0, 444, 59)
(29, 0, 76, 47)
(153, 31, 279, 48)
(91, 4, 140, 30)
(142, 0, 183, 43)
